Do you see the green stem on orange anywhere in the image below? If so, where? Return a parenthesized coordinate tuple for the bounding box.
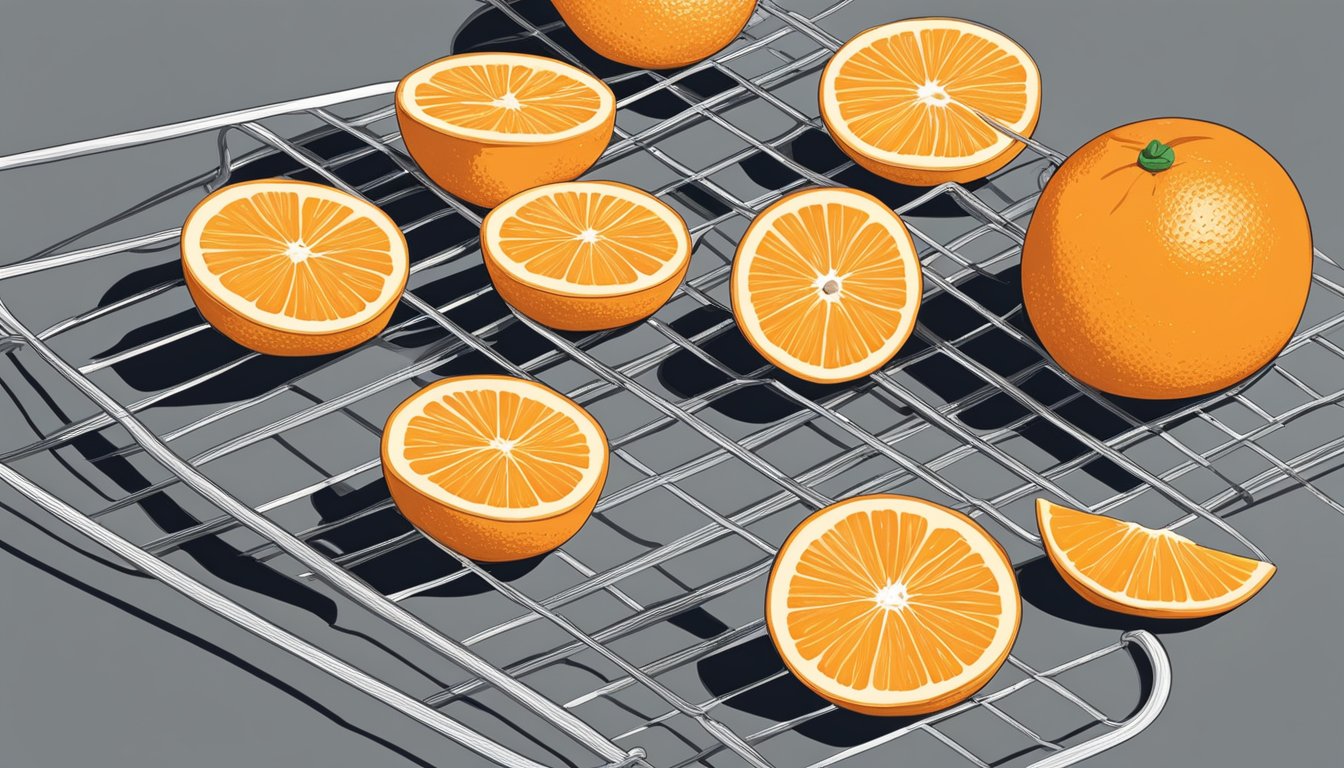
(1137, 139, 1175, 172)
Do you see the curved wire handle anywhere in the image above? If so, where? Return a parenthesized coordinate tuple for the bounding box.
(1025, 631, 1172, 768)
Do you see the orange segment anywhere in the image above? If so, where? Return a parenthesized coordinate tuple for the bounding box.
(1037, 499, 1276, 618)
(820, 18, 1041, 185)
(767, 495, 1020, 716)
(482, 181, 691, 330)
(731, 187, 922, 384)
(396, 53, 616, 207)
(381, 375, 608, 562)
(181, 179, 409, 356)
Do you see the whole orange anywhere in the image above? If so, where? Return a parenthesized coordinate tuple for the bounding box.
(1022, 118, 1311, 399)
(552, 0, 756, 70)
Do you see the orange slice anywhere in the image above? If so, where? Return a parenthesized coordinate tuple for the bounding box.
(181, 179, 409, 356)
(731, 187, 922, 384)
(1037, 499, 1276, 618)
(481, 181, 691, 331)
(381, 375, 608, 562)
(820, 18, 1041, 186)
(767, 495, 1020, 716)
(396, 52, 616, 208)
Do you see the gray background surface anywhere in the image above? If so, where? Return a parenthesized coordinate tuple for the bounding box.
(0, 1, 1341, 766)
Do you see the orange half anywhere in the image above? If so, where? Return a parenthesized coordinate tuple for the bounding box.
(482, 181, 691, 330)
(396, 52, 616, 207)
(1037, 499, 1276, 618)
(820, 18, 1041, 186)
(731, 187, 922, 384)
(381, 375, 608, 562)
(181, 179, 409, 356)
(767, 495, 1020, 716)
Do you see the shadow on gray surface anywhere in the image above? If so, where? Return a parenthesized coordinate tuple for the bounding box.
(650, 265, 1178, 498)
(693, 610, 1163, 758)
(738, 127, 983, 217)
(1, 352, 465, 690)
(0, 502, 439, 768)
(97, 310, 337, 407)
(1, 347, 585, 763)
(697, 634, 925, 747)
(657, 305, 832, 424)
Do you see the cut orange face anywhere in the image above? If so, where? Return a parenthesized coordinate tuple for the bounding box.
(820, 18, 1041, 186)
(1037, 499, 1275, 619)
(181, 179, 409, 356)
(396, 52, 616, 207)
(731, 187, 922, 384)
(381, 375, 608, 562)
(767, 495, 1020, 716)
(482, 181, 691, 331)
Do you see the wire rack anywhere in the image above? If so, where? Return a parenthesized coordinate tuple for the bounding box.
(1, 0, 1342, 766)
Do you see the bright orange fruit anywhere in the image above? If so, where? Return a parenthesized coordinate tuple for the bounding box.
(1037, 499, 1276, 618)
(552, 0, 757, 70)
(767, 495, 1020, 716)
(381, 375, 608, 562)
(820, 18, 1041, 186)
(1022, 118, 1312, 399)
(180, 179, 409, 356)
(396, 52, 615, 208)
(481, 181, 691, 330)
(731, 187, 922, 384)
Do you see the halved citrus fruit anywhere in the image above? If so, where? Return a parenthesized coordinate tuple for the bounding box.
(481, 180, 691, 331)
(820, 18, 1041, 186)
(731, 187, 922, 384)
(396, 52, 616, 208)
(181, 179, 409, 356)
(767, 495, 1020, 716)
(381, 375, 608, 562)
(1037, 499, 1276, 618)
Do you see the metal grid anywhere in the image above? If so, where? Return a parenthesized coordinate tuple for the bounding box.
(0, 0, 1341, 765)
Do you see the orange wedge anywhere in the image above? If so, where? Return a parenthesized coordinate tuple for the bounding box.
(181, 179, 409, 356)
(1037, 499, 1276, 618)
(396, 52, 616, 208)
(481, 180, 691, 331)
(381, 375, 608, 562)
(767, 495, 1020, 716)
(820, 18, 1041, 186)
(731, 187, 922, 384)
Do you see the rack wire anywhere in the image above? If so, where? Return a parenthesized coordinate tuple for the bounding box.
(1, 0, 1341, 765)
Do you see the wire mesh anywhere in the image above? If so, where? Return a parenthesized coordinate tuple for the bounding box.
(1, 0, 1341, 765)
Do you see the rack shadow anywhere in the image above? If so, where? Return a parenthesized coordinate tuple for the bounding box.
(739, 128, 980, 217)
(696, 634, 924, 747)
(0, 505, 440, 768)
(304, 478, 544, 600)
(4, 351, 341, 622)
(650, 256, 1235, 501)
